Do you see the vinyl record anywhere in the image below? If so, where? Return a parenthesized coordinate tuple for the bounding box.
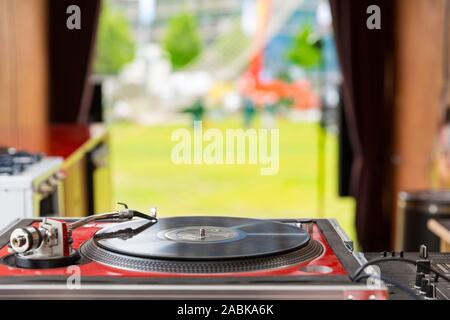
(92, 216, 311, 260)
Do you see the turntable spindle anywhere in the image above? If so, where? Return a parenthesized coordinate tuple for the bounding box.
(200, 228, 206, 240)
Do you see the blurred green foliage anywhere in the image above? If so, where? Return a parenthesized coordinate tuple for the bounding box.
(110, 118, 356, 241)
(95, 1, 136, 75)
(286, 24, 322, 69)
(162, 12, 202, 69)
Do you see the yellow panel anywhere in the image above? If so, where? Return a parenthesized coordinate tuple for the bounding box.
(93, 155, 112, 213)
(63, 158, 88, 217)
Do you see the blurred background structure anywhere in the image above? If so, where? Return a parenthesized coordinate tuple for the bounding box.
(0, 0, 449, 252)
(90, 0, 353, 237)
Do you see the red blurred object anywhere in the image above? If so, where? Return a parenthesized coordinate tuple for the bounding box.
(239, 74, 319, 110)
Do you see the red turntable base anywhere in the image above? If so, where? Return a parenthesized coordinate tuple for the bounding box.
(0, 216, 388, 299)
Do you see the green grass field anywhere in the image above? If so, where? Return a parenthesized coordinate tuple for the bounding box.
(109, 117, 356, 240)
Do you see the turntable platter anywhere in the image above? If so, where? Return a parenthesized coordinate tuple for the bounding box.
(92, 217, 310, 260)
(81, 217, 323, 273)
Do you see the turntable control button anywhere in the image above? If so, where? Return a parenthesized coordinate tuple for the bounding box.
(416, 259, 431, 274)
(420, 278, 429, 294)
(425, 283, 436, 300)
(415, 272, 425, 289)
(419, 245, 428, 259)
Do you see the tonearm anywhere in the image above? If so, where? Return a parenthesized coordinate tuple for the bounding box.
(9, 203, 157, 263)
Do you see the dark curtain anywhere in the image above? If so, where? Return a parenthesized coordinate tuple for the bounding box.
(48, 0, 101, 123)
(329, 0, 395, 251)
(338, 85, 353, 197)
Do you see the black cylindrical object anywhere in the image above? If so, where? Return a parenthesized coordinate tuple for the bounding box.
(399, 190, 450, 251)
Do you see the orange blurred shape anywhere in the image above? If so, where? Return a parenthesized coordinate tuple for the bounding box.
(239, 73, 319, 110)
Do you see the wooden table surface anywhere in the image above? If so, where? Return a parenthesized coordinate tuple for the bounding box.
(0, 123, 107, 167)
(428, 218, 450, 252)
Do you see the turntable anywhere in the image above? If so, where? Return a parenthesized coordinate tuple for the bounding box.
(0, 204, 446, 300)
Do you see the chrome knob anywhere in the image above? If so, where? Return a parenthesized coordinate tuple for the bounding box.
(11, 235, 26, 248)
(419, 245, 428, 259)
(10, 227, 43, 253)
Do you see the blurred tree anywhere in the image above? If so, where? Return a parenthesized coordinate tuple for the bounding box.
(285, 23, 322, 70)
(95, 1, 136, 75)
(162, 12, 202, 69)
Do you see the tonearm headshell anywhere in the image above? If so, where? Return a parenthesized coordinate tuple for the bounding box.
(8, 203, 157, 268)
